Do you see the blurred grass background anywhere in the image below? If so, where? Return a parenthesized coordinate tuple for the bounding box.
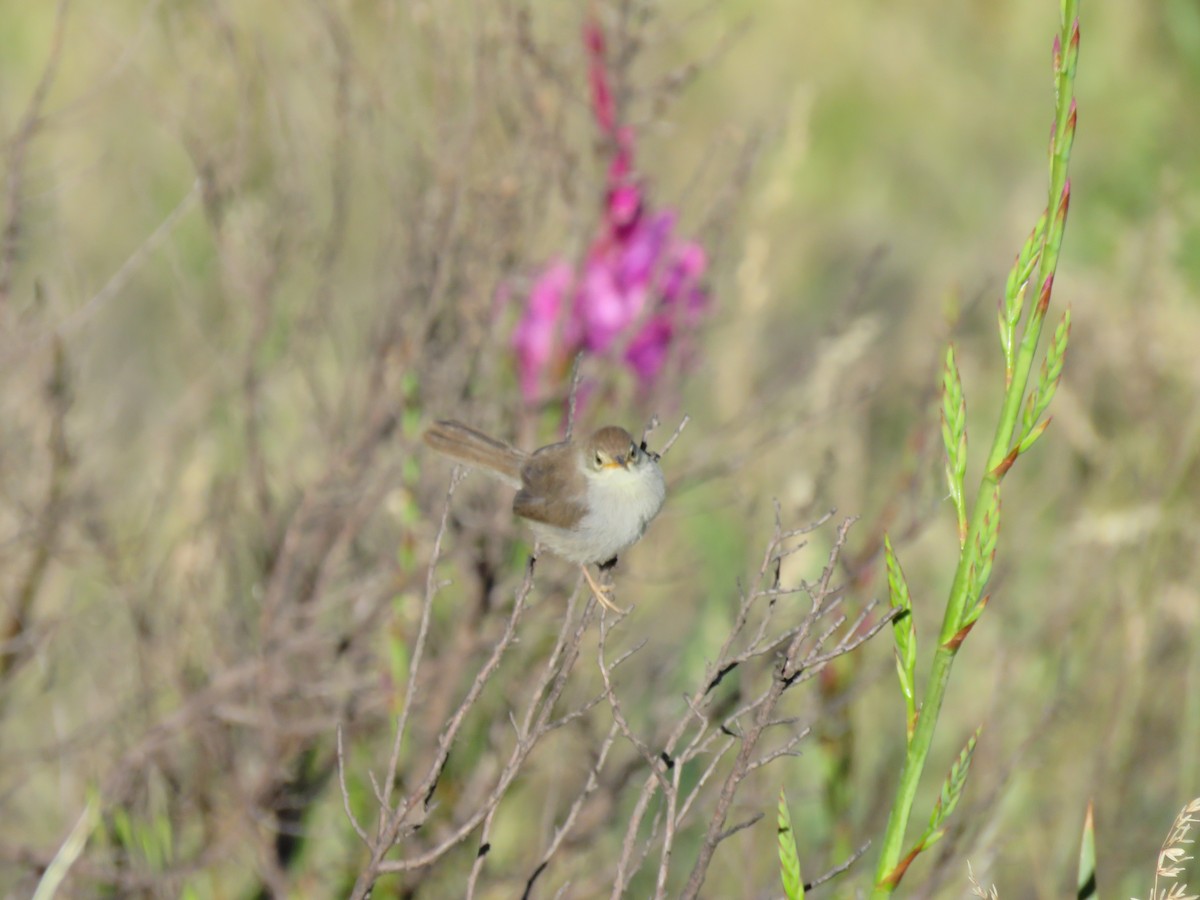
(3, 0, 1200, 897)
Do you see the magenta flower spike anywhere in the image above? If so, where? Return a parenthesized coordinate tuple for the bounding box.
(584, 19, 616, 137)
(509, 15, 711, 405)
(510, 261, 574, 404)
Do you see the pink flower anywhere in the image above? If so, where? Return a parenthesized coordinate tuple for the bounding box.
(619, 212, 673, 289)
(508, 16, 712, 404)
(662, 242, 708, 312)
(624, 315, 674, 384)
(607, 182, 642, 234)
(511, 261, 574, 403)
(584, 21, 616, 137)
(576, 257, 634, 353)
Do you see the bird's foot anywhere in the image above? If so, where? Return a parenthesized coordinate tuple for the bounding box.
(581, 564, 626, 615)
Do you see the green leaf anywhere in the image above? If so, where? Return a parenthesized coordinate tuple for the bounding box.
(150, 810, 173, 868)
(941, 346, 968, 547)
(951, 483, 1002, 649)
(777, 789, 805, 900)
(1077, 801, 1097, 900)
(1040, 0, 1079, 293)
(884, 534, 918, 741)
(33, 796, 99, 900)
(1016, 416, 1052, 457)
(1019, 307, 1071, 448)
(1036, 187, 1071, 322)
(965, 485, 1000, 621)
(890, 730, 981, 885)
(960, 592, 990, 632)
(1000, 212, 1047, 376)
(112, 807, 134, 852)
(921, 727, 981, 849)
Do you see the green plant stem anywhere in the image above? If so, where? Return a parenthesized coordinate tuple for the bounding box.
(871, 239, 1054, 892)
(871, 472, 997, 891)
(871, 2, 1078, 890)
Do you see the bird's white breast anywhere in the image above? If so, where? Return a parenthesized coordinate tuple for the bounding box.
(529, 458, 666, 564)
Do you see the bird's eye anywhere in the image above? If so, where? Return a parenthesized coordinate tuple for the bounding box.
(595, 451, 605, 466)
(630, 443, 639, 457)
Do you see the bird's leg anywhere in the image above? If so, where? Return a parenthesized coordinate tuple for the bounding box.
(597, 556, 621, 602)
(581, 563, 626, 614)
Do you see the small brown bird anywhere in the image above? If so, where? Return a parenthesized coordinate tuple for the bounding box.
(423, 420, 666, 611)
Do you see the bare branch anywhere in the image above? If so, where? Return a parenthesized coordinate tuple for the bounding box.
(676, 516, 863, 900)
(463, 802, 501, 900)
(378, 467, 467, 820)
(522, 721, 620, 899)
(349, 556, 537, 897)
(659, 414, 690, 457)
(336, 725, 370, 846)
(565, 352, 585, 439)
(598, 619, 671, 795)
(51, 179, 202, 344)
(715, 811, 763, 844)
(0, 0, 71, 312)
(806, 840, 872, 891)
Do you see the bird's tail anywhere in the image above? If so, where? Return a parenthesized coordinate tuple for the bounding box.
(422, 420, 525, 488)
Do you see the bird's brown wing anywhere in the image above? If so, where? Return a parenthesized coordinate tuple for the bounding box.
(513, 443, 587, 529)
